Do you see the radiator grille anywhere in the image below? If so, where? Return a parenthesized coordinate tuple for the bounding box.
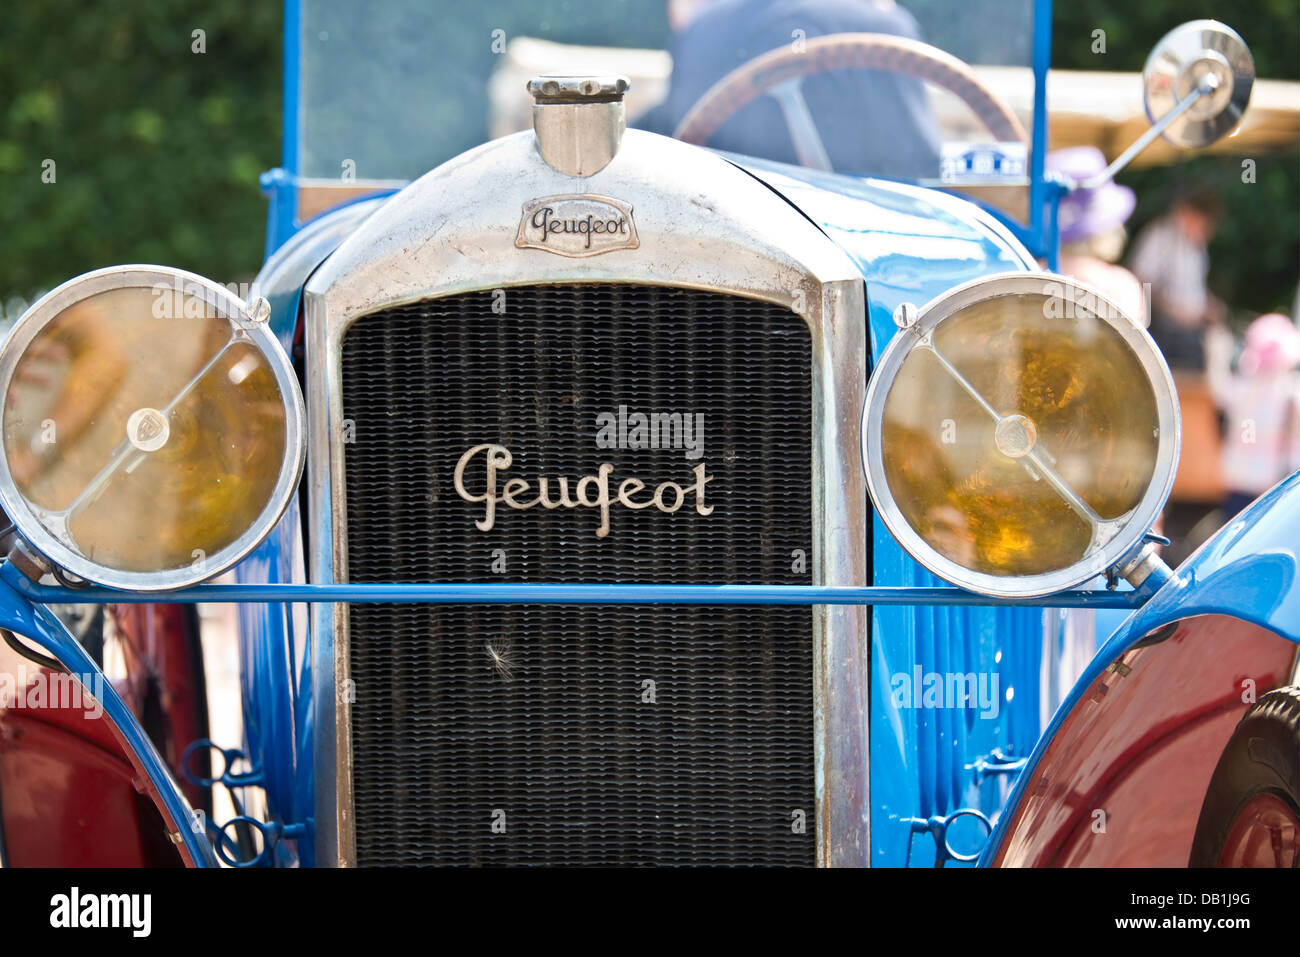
(340, 284, 815, 865)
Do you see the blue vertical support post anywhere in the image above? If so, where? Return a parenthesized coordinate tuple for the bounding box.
(1029, 0, 1053, 260)
(263, 0, 303, 258)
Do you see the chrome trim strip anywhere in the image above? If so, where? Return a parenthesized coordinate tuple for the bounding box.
(306, 129, 869, 866)
(813, 278, 870, 867)
(306, 294, 346, 865)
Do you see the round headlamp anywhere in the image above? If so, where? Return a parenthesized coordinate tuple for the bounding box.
(862, 273, 1179, 597)
(0, 266, 305, 591)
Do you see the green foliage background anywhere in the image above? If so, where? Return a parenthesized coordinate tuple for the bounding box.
(1, 0, 1296, 317)
(2, 1, 282, 310)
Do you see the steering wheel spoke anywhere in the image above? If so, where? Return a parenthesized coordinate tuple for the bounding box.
(767, 77, 834, 172)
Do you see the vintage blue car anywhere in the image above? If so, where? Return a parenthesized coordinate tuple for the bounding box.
(0, 0, 1294, 870)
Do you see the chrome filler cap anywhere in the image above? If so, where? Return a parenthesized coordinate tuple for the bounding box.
(528, 74, 630, 177)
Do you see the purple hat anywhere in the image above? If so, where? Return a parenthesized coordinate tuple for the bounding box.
(1047, 146, 1137, 245)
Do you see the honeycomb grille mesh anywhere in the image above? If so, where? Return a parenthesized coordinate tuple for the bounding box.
(340, 284, 815, 865)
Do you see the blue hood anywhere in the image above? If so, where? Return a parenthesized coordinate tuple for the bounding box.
(728, 157, 1037, 357)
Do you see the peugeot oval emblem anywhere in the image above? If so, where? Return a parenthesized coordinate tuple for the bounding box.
(516, 194, 639, 257)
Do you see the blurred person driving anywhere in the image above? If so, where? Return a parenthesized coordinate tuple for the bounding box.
(1206, 312, 1300, 519)
(1127, 184, 1225, 370)
(639, 0, 941, 177)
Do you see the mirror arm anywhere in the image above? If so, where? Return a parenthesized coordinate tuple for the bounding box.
(1067, 76, 1217, 192)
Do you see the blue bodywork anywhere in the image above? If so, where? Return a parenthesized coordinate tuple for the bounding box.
(235, 195, 389, 866)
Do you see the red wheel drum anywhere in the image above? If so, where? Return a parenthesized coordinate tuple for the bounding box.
(0, 699, 181, 867)
(991, 614, 1298, 867)
(1217, 793, 1300, 867)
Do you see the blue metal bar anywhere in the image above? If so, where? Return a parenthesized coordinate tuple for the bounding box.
(260, 166, 296, 258)
(282, 0, 301, 178)
(1028, 0, 1054, 259)
(1045, 177, 1063, 271)
(0, 566, 1145, 608)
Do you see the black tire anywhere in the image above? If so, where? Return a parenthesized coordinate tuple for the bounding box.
(1190, 686, 1300, 867)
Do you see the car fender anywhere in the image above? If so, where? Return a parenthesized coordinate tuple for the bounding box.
(0, 566, 218, 866)
(982, 472, 1300, 866)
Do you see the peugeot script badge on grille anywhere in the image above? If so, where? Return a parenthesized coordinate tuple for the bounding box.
(454, 443, 713, 539)
(516, 195, 639, 257)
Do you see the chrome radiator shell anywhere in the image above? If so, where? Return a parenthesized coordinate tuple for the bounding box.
(304, 129, 869, 866)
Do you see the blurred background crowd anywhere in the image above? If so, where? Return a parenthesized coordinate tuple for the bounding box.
(1054, 145, 1300, 562)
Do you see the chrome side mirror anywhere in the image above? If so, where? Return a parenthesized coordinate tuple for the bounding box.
(1143, 19, 1254, 149)
(1063, 20, 1254, 192)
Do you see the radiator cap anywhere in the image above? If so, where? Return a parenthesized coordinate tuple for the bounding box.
(528, 74, 630, 177)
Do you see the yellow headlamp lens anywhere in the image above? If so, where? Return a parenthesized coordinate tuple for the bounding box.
(0, 273, 301, 586)
(866, 277, 1176, 595)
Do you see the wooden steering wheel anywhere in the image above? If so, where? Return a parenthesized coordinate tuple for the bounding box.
(673, 32, 1028, 171)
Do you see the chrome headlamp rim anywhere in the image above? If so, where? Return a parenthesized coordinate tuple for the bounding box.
(0, 265, 306, 592)
(861, 271, 1180, 598)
